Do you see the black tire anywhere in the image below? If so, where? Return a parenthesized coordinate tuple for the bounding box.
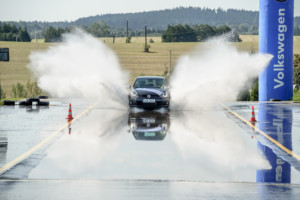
(270, 99, 281, 101)
(38, 101, 49, 106)
(3, 100, 15, 106)
(19, 101, 29, 106)
(37, 96, 48, 99)
(26, 98, 40, 105)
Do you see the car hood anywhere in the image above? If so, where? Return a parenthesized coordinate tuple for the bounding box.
(134, 88, 164, 96)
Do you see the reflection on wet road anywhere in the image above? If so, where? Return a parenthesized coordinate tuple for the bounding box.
(257, 103, 293, 183)
(128, 111, 169, 141)
(1, 101, 300, 199)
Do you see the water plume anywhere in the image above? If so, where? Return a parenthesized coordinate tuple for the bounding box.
(28, 29, 128, 108)
(169, 38, 272, 110)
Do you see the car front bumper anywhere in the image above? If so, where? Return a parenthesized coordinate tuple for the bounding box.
(129, 97, 170, 108)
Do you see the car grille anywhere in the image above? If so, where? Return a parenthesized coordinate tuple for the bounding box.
(140, 94, 160, 98)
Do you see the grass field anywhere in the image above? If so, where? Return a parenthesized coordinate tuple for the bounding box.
(1, 35, 300, 97)
(0, 42, 50, 95)
(293, 90, 300, 102)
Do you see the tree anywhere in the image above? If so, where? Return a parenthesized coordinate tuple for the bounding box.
(215, 25, 231, 35)
(87, 21, 110, 37)
(193, 24, 216, 41)
(237, 24, 249, 33)
(18, 28, 31, 42)
(43, 27, 59, 42)
(294, 54, 300, 85)
(182, 24, 198, 42)
(236, 87, 250, 101)
(294, 68, 300, 85)
(250, 79, 258, 101)
(162, 23, 241, 42)
(294, 54, 300, 68)
(42, 26, 71, 42)
(162, 25, 175, 42)
(0, 23, 31, 42)
(162, 24, 197, 42)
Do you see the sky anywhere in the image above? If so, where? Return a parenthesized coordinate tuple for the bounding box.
(0, 0, 299, 22)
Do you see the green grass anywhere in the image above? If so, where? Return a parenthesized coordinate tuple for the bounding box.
(293, 90, 300, 102)
(1, 35, 300, 97)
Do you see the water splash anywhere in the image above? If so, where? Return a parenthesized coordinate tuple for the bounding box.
(28, 29, 128, 108)
(169, 38, 272, 110)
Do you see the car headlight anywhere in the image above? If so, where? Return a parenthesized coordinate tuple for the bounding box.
(161, 92, 169, 98)
(130, 90, 138, 98)
(130, 121, 137, 130)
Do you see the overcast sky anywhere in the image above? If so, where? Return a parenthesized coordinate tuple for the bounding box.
(0, 0, 299, 22)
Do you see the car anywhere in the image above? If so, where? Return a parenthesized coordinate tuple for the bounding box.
(128, 76, 170, 109)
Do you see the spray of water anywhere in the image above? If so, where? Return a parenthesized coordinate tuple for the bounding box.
(28, 29, 128, 108)
(170, 111, 271, 179)
(169, 38, 272, 110)
(167, 37, 273, 174)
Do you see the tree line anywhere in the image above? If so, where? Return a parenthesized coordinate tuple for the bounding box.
(1, 7, 300, 39)
(42, 21, 163, 42)
(82, 21, 163, 37)
(0, 23, 31, 42)
(74, 7, 260, 33)
(40, 22, 241, 43)
(42, 22, 111, 42)
(162, 24, 241, 42)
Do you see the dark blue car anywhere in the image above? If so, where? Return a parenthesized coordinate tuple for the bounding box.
(128, 76, 170, 109)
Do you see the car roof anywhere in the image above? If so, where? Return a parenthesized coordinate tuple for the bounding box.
(136, 76, 164, 79)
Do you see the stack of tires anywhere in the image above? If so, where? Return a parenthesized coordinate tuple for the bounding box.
(19, 97, 49, 107)
(2, 100, 15, 106)
(1, 96, 49, 107)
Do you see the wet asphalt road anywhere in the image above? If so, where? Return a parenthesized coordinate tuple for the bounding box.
(0, 100, 300, 199)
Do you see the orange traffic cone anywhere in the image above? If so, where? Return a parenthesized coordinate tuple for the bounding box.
(250, 106, 256, 123)
(66, 103, 73, 122)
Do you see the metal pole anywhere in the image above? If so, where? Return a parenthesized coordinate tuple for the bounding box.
(168, 50, 174, 74)
(145, 26, 147, 52)
(126, 20, 128, 43)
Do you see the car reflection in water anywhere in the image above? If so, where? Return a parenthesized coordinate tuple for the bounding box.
(128, 111, 170, 141)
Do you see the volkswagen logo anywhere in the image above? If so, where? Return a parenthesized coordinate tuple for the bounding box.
(147, 95, 151, 98)
(275, 0, 287, 2)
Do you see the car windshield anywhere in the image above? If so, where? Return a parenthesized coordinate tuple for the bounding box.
(133, 78, 165, 89)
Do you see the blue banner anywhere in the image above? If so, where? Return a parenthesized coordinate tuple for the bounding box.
(259, 0, 294, 101)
